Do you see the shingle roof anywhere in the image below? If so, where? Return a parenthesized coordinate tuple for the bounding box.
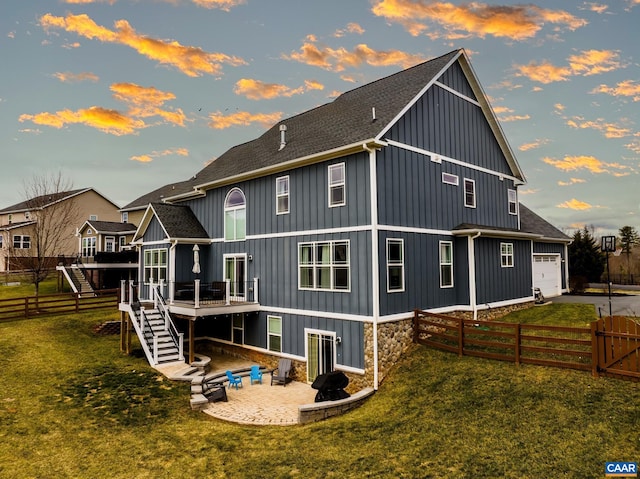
(519, 204, 571, 241)
(0, 188, 90, 213)
(84, 220, 137, 234)
(150, 202, 209, 239)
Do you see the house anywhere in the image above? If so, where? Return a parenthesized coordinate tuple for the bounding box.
(0, 188, 122, 274)
(119, 49, 570, 390)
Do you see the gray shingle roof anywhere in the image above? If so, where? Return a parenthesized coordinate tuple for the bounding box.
(519, 204, 571, 241)
(84, 221, 137, 234)
(150, 202, 208, 239)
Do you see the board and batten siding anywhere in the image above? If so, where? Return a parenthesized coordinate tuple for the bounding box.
(533, 241, 567, 290)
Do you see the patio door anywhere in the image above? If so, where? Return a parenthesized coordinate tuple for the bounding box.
(306, 330, 336, 382)
(224, 254, 246, 300)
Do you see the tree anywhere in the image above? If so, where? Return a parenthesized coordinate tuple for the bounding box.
(568, 227, 605, 291)
(618, 225, 639, 283)
(11, 173, 79, 298)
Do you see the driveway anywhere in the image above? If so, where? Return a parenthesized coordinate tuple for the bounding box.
(552, 292, 640, 317)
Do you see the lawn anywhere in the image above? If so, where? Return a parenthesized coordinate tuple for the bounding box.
(0, 304, 638, 478)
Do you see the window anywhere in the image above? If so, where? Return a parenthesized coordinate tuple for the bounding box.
(464, 179, 476, 208)
(0, 235, 3, 249)
(90, 215, 97, 221)
(508, 189, 518, 215)
(267, 315, 282, 352)
(24, 211, 31, 220)
(224, 188, 246, 241)
(299, 240, 350, 291)
(119, 236, 127, 251)
(501, 242, 514, 268)
(276, 176, 289, 215)
(328, 163, 345, 207)
(82, 237, 96, 257)
(439, 241, 453, 288)
(386, 239, 404, 292)
(105, 236, 115, 253)
(13, 235, 31, 249)
(121, 212, 128, 223)
(232, 313, 244, 345)
(442, 172, 459, 186)
(144, 248, 168, 283)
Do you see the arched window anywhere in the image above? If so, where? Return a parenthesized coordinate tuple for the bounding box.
(224, 188, 246, 241)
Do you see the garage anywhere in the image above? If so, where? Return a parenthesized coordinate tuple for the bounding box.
(533, 255, 561, 298)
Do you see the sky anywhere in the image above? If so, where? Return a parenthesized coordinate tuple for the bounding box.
(1, 0, 639, 237)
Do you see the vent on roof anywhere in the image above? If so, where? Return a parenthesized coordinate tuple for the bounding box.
(279, 124, 287, 151)
(372, 107, 376, 122)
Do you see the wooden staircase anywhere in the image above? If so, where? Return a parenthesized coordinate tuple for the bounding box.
(139, 308, 183, 364)
(59, 265, 95, 296)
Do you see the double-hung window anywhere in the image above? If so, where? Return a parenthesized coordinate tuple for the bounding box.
(386, 238, 404, 292)
(267, 315, 282, 352)
(82, 237, 96, 257)
(439, 241, 453, 288)
(299, 240, 350, 291)
(328, 163, 345, 207)
(501, 243, 514, 267)
(119, 236, 127, 251)
(276, 176, 289, 215)
(224, 188, 246, 241)
(508, 189, 518, 215)
(464, 179, 476, 208)
(13, 235, 31, 249)
(105, 236, 115, 253)
(144, 248, 167, 284)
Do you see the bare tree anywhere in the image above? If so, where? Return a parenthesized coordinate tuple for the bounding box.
(11, 172, 79, 298)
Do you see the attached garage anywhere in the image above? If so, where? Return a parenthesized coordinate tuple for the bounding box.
(533, 254, 561, 298)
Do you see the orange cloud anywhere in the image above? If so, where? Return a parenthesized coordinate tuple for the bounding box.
(19, 107, 145, 136)
(515, 49, 622, 84)
(498, 114, 530, 122)
(371, 0, 587, 40)
(52, 71, 99, 83)
(233, 78, 324, 100)
(208, 111, 283, 129)
(334, 22, 365, 37)
(558, 178, 586, 186)
(557, 198, 592, 210)
(284, 40, 425, 72)
(565, 117, 631, 139)
(581, 3, 608, 14)
(519, 139, 550, 151)
(592, 80, 640, 102)
(110, 83, 186, 126)
(131, 147, 189, 163)
(543, 155, 630, 175)
(192, 0, 246, 10)
(40, 13, 246, 77)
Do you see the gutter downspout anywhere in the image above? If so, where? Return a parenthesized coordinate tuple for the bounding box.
(169, 240, 177, 304)
(468, 232, 481, 321)
(364, 143, 380, 390)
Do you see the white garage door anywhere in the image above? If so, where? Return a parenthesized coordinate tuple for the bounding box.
(533, 255, 560, 298)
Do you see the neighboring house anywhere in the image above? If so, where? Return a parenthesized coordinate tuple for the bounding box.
(0, 188, 122, 273)
(121, 49, 570, 389)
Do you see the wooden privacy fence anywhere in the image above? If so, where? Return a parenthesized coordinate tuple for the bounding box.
(413, 310, 640, 380)
(0, 289, 119, 322)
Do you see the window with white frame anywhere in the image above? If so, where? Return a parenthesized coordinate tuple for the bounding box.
(105, 236, 115, 253)
(508, 189, 518, 215)
(224, 188, 246, 241)
(328, 163, 346, 207)
(299, 240, 350, 291)
(232, 313, 244, 345)
(439, 241, 453, 288)
(144, 248, 167, 283)
(276, 176, 289, 215)
(119, 236, 127, 251)
(442, 172, 459, 186)
(13, 235, 31, 249)
(82, 237, 96, 257)
(267, 315, 282, 352)
(464, 179, 476, 208)
(386, 238, 404, 292)
(121, 212, 128, 223)
(501, 242, 514, 267)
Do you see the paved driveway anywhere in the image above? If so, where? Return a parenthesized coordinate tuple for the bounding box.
(552, 293, 640, 317)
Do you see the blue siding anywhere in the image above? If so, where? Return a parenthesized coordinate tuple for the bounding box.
(145, 216, 166, 242)
(475, 238, 532, 304)
(534, 242, 567, 289)
(437, 61, 477, 100)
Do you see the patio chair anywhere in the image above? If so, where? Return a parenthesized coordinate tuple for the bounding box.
(270, 358, 292, 387)
(249, 365, 263, 385)
(225, 370, 243, 390)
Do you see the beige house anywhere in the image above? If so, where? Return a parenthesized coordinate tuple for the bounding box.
(0, 188, 122, 273)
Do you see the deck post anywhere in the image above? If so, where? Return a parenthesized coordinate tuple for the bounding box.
(253, 277, 259, 303)
(189, 320, 195, 364)
(120, 280, 126, 303)
(225, 279, 231, 306)
(178, 332, 184, 359)
(194, 279, 200, 308)
(120, 310, 126, 352)
(126, 313, 132, 355)
(128, 280, 134, 305)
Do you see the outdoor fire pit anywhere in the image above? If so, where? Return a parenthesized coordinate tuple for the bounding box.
(311, 371, 350, 402)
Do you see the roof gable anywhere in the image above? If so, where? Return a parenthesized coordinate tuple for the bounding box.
(133, 203, 209, 243)
(80, 220, 137, 235)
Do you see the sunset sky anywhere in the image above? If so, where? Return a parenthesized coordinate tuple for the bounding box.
(2, 0, 639, 235)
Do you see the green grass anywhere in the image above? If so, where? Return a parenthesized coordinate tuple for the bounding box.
(500, 303, 597, 327)
(0, 276, 69, 299)
(0, 305, 638, 478)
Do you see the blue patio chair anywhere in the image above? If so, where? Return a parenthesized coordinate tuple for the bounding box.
(225, 370, 243, 390)
(249, 365, 263, 385)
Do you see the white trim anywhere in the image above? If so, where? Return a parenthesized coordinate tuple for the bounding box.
(366, 145, 381, 390)
(297, 239, 350, 292)
(508, 189, 518, 216)
(442, 172, 459, 186)
(439, 240, 454, 288)
(500, 242, 514, 268)
(263, 305, 372, 323)
(378, 225, 452, 236)
(247, 224, 371, 241)
(266, 314, 283, 353)
(328, 162, 346, 208)
(434, 80, 481, 107)
(224, 187, 246, 241)
(223, 253, 248, 301)
(275, 175, 290, 215)
(463, 178, 476, 208)
(305, 328, 337, 382)
(386, 238, 405, 293)
(385, 139, 522, 183)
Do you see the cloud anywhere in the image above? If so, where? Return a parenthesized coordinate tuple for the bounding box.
(62, 0, 244, 7)
(208, 111, 283, 129)
(514, 49, 623, 84)
(19, 107, 145, 136)
(334, 22, 365, 37)
(52, 71, 99, 83)
(542, 155, 630, 175)
(130, 147, 189, 163)
(283, 38, 425, 72)
(625, 139, 640, 154)
(498, 114, 530, 122)
(518, 188, 539, 195)
(371, 0, 587, 40)
(557, 198, 592, 210)
(40, 13, 246, 77)
(565, 117, 632, 139)
(591, 80, 640, 102)
(558, 178, 586, 186)
(110, 82, 186, 126)
(580, 3, 609, 14)
(234, 78, 323, 100)
(519, 139, 550, 151)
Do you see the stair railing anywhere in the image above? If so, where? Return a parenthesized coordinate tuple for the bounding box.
(150, 283, 184, 360)
(134, 306, 158, 365)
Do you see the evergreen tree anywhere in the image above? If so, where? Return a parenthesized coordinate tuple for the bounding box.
(568, 227, 605, 289)
(618, 225, 639, 283)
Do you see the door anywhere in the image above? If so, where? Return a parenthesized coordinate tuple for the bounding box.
(224, 254, 246, 300)
(533, 255, 560, 298)
(306, 330, 336, 382)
